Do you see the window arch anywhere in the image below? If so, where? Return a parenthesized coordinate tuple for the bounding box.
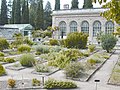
(81, 21, 89, 34)
(93, 21, 101, 37)
(70, 21, 77, 32)
(59, 21, 66, 37)
(105, 21, 114, 34)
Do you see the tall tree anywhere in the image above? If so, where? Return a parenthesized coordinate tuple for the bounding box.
(11, 0, 16, 24)
(35, 0, 44, 30)
(71, 0, 79, 9)
(44, 1, 52, 29)
(0, 0, 8, 25)
(55, 0, 60, 10)
(14, 0, 21, 24)
(83, 0, 93, 8)
(25, 0, 29, 23)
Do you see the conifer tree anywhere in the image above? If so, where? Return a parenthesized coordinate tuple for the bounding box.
(44, 1, 52, 29)
(83, 0, 93, 9)
(25, 0, 29, 23)
(35, 0, 44, 30)
(71, 0, 79, 9)
(0, 0, 8, 25)
(55, 0, 60, 10)
(14, 0, 21, 24)
(11, 0, 16, 24)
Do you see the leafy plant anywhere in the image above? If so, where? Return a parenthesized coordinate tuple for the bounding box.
(0, 57, 4, 62)
(0, 38, 9, 51)
(0, 52, 4, 57)
(101, 34, 117, 53)
(18, 44, 31, 53)
(8, 79, 16, 88)
(19, 54, 35, 67)
(49, 39, 59, 45)
(88, 44, 96, 52)
(0, 64, 6, 76)
(50, 46, 62, 52)
(64, 62, 85, 78)
(32, 78, 40, 86)
(44, 78, 77, 89)
(4, 58, 15, 63)
(35, 64, 49, 72)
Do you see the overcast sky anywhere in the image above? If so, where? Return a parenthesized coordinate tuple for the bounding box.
(0, 0, 111, 10)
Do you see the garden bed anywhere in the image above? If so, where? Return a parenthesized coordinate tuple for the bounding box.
(31, 66, 60, 76)
(107, 54, 120, 86)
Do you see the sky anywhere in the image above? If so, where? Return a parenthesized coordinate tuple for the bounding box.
(0, 0, 111, 10)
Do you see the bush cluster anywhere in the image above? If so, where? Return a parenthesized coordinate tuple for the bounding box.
(49, 39, 59, 46)
(44, 78, 77, 89)
(0, 38, 9, 51)
(0, 52, 4, 57)
(63, 32, 88, 49)
(35, 64, 49, 72)
(18, 44, 31, 53)
(0, 64, 6, 76)
(19, 54, 35, 67)
(88, 44, 96, 52)
(4, 58, 15, 63)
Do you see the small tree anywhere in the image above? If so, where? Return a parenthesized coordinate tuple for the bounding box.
(0, 38, 9, 51)
(101, 34, 117, 53)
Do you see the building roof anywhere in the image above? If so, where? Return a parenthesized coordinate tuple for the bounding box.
(4, 24, 34, 31)
(52, 8, 108, 16)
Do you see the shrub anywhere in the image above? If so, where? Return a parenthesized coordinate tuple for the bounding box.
(64, 62, 85, 78)
(83, 50, 90, 57)
(50, 46, 62, 52)
(44, 31, 52, 38)
(88, 44, 96, 52)
(4, 58, 15, 63)
(49, 39, 58, 45)
(87, 58, 97, 66)
(0, 64, 6, 76)
(0, 38, 9, 51)
(101, 34, 117, 53)
(35, 64, 49, 72)
(44, 78, 77, 89)
(23, 37, 34, 46)
(18, 44, 31, 53)
(63, 32, 88, 49)
(0, 57, 4, 62)
(19, 54, 35, 67)
(8, 79, 16, 88)
(0, 52, 4, 57)
(32, 78, 40, 86)
(35, 45, 50, 54)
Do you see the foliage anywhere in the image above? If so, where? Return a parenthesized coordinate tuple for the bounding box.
(19, 54, 35, 67)
(64, 62, 85, 78)
(32, 78, 40, 86)
(0, 57, 4, 62)
(35, 64, 49, 72)
(4, 58, 15, 63)
(87, 58, 97, 66)
(0, 0, 8, 25)
(55, 0, 60, 10)
(23, 37, 34, 45)
(0, 52, 4, 57)
(44, 78, 77, 89)
(0, 38, 9, 51)
(49, 39, 59, 46)
(71, 0, 79, 9)
(83, 0, 93, 8)
(83, 50, 90, 57)
(63, 32, 88, 49)
(35, 45, 50, 54)
(101, 34, 117, 53)
(7, 79, 16, 88)
(50, 46, 62, 52)
(17, 44, 31, 53)
(0, 64, 6, 76)
(88, 44, 96, 52)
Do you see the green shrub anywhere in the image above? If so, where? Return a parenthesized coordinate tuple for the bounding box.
(118, 62, 120, 66)
(64, 62, 85, 78)
(0, 57, 4, 62)
(0, 52, 4, 57)
(50, 46, 62, 52)
(18, 44, 31, 53)
(32, 78, 40, 86)
(49, 39, 58, 45)
(101, 34, 117, 53)
(23, 37, 34, 46)
(4, 58, 15, 63)
(0, 38, 9, 51)
(35, 45, 50, 54)
(88, 44, 96, 52)
(63, 32, 88, 49)
(19, 54, 35, 67)
(0, 64, 6, 76)
(44, 31, 52, 38)
(87, 58, 97, 66)
(83, 50, 90, 57)
(44, 78, 77, 89)
(35, 64, 49, 72)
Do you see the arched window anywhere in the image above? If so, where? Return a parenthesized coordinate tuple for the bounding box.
(59, 21, 66, 38)
(70, 21, 77, 32)
(105, 21, 114, 34)
(93, 21, 101, 37)
(81, 21, 89, 34)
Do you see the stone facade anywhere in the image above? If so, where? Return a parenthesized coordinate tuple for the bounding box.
(52, 8, 119, 44)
